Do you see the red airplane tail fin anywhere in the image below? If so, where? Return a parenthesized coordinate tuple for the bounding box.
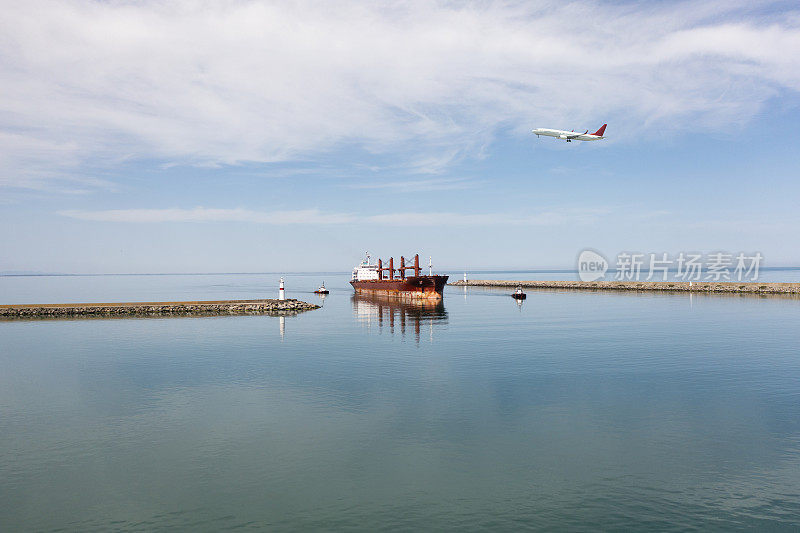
(592, 124, 607, 136)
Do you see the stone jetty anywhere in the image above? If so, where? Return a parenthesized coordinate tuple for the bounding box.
(451, 280, 800, 295)
(0, 299, 319, 319)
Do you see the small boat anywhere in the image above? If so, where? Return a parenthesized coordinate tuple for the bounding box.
(511, 286, 526, 300)
(314, 282, 329, 294)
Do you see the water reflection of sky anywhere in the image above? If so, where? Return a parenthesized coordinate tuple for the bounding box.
(1, 274, 800, 530)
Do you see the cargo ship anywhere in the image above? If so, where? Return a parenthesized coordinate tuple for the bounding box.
(350, 253, 448, 299)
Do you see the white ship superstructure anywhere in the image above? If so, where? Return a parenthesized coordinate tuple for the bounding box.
(352, 252, 380, 281)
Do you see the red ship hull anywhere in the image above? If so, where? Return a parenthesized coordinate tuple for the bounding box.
(350, 275, 449, 299)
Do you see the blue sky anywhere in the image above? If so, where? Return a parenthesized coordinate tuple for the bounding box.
(1, 0, 799, 273)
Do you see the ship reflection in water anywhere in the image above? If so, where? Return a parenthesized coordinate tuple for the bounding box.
(351, 294, 448, 342)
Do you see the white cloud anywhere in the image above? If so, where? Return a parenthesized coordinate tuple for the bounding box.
(57, 206, 610, 226)
(2, 0, 800, 188)
(58, 207, 356, 225)
(347, 177, 477, 191)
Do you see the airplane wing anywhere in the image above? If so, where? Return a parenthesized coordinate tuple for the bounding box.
(564, 130, 589, 139)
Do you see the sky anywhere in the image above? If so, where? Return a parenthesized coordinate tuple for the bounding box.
(1, 0, 799, 273)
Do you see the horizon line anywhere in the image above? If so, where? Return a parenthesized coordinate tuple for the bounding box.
(3, 266, 800, 277)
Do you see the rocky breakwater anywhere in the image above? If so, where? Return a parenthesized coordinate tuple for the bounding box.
(0, 299, 320, 319)
(451, 280, 800, 295)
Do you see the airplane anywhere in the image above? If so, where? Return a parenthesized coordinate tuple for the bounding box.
(532, 124, 607, 142)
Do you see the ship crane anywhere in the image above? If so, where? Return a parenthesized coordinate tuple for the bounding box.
(376, 257, 396, 280)
(377, 254, 423, 280)
(398, 255, 421, 279)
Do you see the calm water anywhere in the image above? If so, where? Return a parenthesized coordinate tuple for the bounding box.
(2, 272, 800, 531)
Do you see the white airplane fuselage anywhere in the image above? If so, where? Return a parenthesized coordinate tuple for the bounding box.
(532, 124, 606, 142)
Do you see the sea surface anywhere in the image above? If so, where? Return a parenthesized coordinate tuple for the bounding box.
(2, 271, 800, 531)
